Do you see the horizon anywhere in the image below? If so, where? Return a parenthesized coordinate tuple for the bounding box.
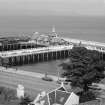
(0, 0, 105, 16)
(0, 0, 105, 43)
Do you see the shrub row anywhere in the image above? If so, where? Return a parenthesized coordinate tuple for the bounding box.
(0, 86, 17, 103)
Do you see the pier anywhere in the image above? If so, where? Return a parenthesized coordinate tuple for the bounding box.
(0, 43, 105, 67)
(0, 29, 105, 67)
(0, 45, 73, 67)
(63, 37, 105, 52)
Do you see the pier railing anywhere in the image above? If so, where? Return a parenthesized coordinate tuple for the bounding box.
(0, 45, 73, 58)
(63, 37, 105, 48)
(62, 37, 105, 52)
(63, 37, 105, 47)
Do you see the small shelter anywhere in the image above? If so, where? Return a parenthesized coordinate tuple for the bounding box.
(17, 84, 24, 99)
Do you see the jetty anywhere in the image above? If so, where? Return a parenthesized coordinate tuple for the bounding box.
(0, 28, 105, 67)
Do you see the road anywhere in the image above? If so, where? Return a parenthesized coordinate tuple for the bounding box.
(0, 71, 59, 97)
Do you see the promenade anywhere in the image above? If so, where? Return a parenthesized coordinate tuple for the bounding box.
(0, 66, 58, 81)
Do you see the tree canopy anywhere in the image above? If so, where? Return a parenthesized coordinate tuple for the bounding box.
(60, 47, 105, 91)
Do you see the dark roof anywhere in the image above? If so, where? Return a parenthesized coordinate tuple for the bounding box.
(55, 90, 70, 105)
(48, 90, 70, 105)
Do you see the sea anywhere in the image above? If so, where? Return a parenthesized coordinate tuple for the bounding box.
(0, 15, 105, 75)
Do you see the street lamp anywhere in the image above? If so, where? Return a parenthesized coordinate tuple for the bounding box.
(57, 66, 60, 81)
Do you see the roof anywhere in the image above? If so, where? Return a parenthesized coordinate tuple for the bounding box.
(32, 82, 80, 105)
(42, 83, 79, 105)
(46, 89, 71, 105)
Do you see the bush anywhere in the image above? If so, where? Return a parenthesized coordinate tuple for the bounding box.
(0, 86, 17, 103)
(79, 91, 96, 103)
(0, 87, 5, 94)
(42, 73, 53, 81)
(42, 76, 53, 81)
(19, 95, 32, 105)
(4, 88, 17, 101)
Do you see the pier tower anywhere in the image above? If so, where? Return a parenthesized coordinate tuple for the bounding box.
(51, 26, 58, 38)
(52, 25, 56, 33)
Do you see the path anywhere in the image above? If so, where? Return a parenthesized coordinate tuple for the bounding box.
(0, 66, 59, 81)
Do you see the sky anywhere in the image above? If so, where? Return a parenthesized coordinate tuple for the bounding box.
(0, 0, 105, 16)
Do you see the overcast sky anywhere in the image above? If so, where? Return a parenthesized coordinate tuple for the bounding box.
(0, 0, 105, 16)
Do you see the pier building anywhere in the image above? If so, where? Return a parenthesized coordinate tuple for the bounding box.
(0, 30, 69, 52)
(0, 36, 47, 51)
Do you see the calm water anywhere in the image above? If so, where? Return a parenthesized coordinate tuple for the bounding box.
(1, 16, 105, 75)
(15, 60, 65, 76)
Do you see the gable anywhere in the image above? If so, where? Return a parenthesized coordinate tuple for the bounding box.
(48, 90, 71, 105)
(57, 86, 66, 92)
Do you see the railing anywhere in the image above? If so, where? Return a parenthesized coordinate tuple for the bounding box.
(0, 45, 73, 58)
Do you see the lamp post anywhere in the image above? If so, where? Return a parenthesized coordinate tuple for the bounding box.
(56, 60, 61, 82)
(57, 66, 60, 81)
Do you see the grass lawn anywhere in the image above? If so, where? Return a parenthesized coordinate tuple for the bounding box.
(0, 100, 20, 105)
(0, 71, 59, 105)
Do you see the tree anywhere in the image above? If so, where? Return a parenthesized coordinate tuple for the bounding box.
(19, 95, 32, 105)
(60, 47, 105, 92)
(0, 86, 17, 103)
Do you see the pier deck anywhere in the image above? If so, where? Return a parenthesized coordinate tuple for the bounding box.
(0, 45, 73, 58)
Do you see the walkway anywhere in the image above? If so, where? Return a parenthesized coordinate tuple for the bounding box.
(0, 66, 59, 81)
